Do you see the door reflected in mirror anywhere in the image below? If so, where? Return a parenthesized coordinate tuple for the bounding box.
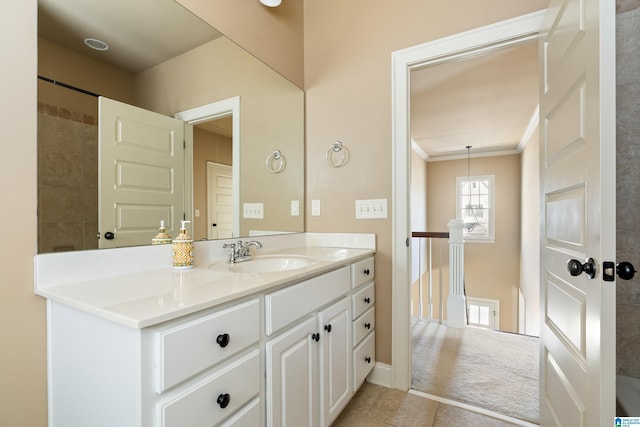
(37, 0, 304, 253)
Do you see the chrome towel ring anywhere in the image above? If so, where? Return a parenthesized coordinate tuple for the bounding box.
(326, 141, 349, 167)
(266, 150, 286, 173)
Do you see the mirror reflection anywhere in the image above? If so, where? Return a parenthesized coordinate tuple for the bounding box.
(37, 0, 304, 253)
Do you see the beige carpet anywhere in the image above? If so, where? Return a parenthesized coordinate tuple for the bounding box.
(411, 319, 539, 424)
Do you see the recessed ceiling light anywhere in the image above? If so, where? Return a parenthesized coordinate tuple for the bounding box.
(84, 37, 109, 51)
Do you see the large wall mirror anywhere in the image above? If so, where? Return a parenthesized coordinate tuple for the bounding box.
(37, 0, 304, 253)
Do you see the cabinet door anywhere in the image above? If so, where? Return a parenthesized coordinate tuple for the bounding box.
(266, 316, 319, 427)
(318, 297, 352, 427)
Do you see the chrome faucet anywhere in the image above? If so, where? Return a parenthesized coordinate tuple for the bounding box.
(223, 240, 262, 264)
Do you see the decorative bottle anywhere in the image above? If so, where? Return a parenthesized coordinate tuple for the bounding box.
(152, 220, 172, 245)
(172, 220, 194, 269)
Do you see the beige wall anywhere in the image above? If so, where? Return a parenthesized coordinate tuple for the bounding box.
(304, 0, 548, 362)
(427, 155, 521, 332)
(0, 1, 47, 425)
(177, 0, 304, 88)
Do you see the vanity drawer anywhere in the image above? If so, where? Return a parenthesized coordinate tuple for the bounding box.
(157, 298, 260, 393)
(353, 331, 375, 392)
(265, 266, 350, 335)
(160, 350, 260, 427)
(353, 306, 375, 347)
(351, 257, 374, 288)
(219, 397, 261, 427)
(351, 281, 375, 320)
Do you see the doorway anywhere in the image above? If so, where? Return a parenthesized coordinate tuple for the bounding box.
(390, 9, 545, 392)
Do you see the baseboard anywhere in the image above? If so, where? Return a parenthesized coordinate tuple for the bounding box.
(366, 362, 392, 388)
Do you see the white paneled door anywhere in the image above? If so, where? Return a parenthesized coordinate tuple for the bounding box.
(99, 97, 185, 248)
(539, 0, 616, 425)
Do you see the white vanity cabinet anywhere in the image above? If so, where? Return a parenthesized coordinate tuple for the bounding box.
(265, 257, 375, 427)
(350, 258, 376, 391)
(43, 249, 375, 427)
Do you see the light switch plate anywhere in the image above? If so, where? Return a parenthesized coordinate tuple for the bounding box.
(312, 199, 321, 216)
(243, 203, 264, 219)
(355, 198, 388, 219)
(291, 200, 300, 216)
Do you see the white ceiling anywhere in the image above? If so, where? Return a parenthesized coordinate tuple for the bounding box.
(38, 0, 221, 73)
(410, 42, 539, 161)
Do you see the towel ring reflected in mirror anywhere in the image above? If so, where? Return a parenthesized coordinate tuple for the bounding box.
(266, 150, 286, 173)
(326, 141, 349, 167)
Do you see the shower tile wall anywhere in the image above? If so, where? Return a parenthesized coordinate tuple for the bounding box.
(616, 2, 640, 378)
(37, 103, 98, 253)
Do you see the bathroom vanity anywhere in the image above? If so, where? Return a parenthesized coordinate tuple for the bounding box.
(35, 233, 376, 427)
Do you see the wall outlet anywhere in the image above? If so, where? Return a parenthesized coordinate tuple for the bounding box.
(291, 200, 300, 216)
(312, 199, 321, 216)
(243, 202, 264, 219)
(355, 198, 388, 219)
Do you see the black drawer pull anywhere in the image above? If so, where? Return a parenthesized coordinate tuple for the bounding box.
(312, 333, 320, 342)
(364, 322, 371, 329)
(363, 268, 370, 275)
(365, 356, 371, 364)
(364, 297, 371, 304)
(217, 393, 231, 409)
(216, 333, 230, 348)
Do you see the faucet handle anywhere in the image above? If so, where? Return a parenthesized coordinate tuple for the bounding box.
(223, 243, 236, 249)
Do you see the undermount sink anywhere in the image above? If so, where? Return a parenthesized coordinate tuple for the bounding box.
(227, 255, 315, 274)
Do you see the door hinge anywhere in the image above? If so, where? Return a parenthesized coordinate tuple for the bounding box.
(183, 140, 186, 149)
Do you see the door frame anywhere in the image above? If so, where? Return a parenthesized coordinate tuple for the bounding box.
(176, 97, 240, 239)
(390, 11, 545, 390)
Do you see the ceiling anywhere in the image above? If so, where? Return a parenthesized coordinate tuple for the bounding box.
(410, 42, 539, 161)
(38, 0, 221, 73)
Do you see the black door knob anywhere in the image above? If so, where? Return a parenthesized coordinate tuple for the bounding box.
(216, 393, 231, 409)
(617, 261, 636, 280)
(567, 258, 596, 279)
(104, 231, 115, 240)
(216, 333, 230, 348)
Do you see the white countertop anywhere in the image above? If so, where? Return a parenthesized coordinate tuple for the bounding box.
(35, 234, 375, 328)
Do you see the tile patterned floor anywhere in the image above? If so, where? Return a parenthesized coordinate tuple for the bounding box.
(332, 382, 526, 427)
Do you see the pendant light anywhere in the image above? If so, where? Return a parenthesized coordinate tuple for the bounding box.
(462, 145, 480, 232)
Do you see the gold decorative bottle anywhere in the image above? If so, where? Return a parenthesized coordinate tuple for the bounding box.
(172, 220, 194, 269)
(152, 220, 172, 245)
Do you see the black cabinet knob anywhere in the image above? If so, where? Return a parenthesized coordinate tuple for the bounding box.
(365, 356, 371, 364)
(364, 322, 371, 329)
(217, 393, 231, 409)
(364, 297, 371, 304)
(216, 333, 230, 348)
(363, 268, 370, 275)
(312, 333, 320, 342)
(324, 324, 332, 333)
